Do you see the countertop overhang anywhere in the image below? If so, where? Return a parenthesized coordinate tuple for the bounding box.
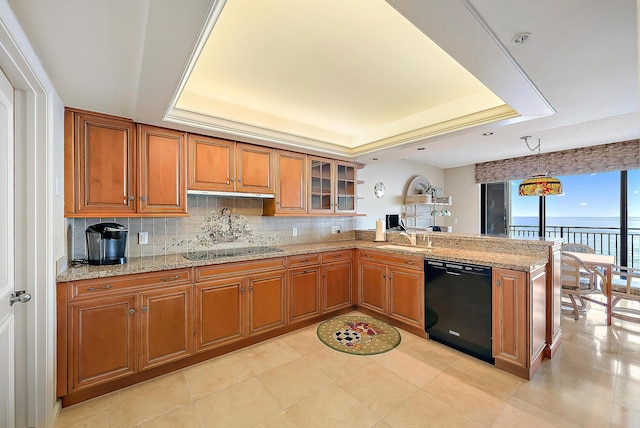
(57, 240, 548, 283)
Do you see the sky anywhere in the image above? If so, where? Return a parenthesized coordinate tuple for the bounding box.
(511, 170, 640, 218)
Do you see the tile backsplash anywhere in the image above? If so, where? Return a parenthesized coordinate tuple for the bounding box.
(67, 195, 356, 261)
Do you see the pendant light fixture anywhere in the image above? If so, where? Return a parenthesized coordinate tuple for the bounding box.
(518, 136, 563, 196)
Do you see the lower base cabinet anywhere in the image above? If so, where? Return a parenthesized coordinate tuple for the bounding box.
(358, 250, 424, 329)
(194, 259, 287, 353)
(492, 266, 547, 379)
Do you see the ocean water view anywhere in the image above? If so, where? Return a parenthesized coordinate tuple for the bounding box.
(510, 216, 640, 268)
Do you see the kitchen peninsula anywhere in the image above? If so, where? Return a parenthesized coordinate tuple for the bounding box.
(56, 232, 561, 406)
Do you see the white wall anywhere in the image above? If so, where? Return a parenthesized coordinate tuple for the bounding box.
(356, 159, 444, 230)
(443, 164, 480, 234)
(53, 96, 65, 271)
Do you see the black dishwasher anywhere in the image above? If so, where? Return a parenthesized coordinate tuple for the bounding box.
(424, 260, 493, 363)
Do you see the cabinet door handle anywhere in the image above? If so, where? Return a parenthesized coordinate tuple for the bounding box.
(304, 269, 310, 274)
(128, 195, 135, 201)
(383, 273, 386, 278)
(140, 196, 147, 201)
(87, 284, 112, 291)
(161, 275, 180, 282)
(142, 306, 148, 312)
(333, 254, 342, 258)
(249, 285, 253, 292)
(495, 281, 501, 286)
(230, 178, 235, 182)
(240, 287, 245, 293)
(128, 309, 135, 315)
(364, 254, 372, 258)
(404, 261, 416, 265)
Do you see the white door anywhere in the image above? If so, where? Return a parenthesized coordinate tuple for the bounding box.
(0, 67, 16, 427)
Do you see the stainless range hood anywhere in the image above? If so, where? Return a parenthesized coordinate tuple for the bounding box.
(187, 189, 275, 199)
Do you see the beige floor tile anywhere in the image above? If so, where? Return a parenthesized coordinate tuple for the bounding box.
(258, 357, 333, 408)
(492, 397, 579, 428)
(253, 411, 298, 428)
(399, 337, 464, 367)
(182, 353, 254, 400)
(286, 383, 380, 428)
(109, 371, 191, 428)
(614, 376, 640, 412)
(535, 353, 617, 401)
(56, 409, 110, 428)
(376, 348, 444, 388)
(196, 377, 281, 428)
(280, 326, 327, 356)
(304, 346, 378, 381)
(610, 404, 640, 428)
(423, 367, 511, 426)
(383, 389, 484, 428)
(238, 338, 302, 375)
(514, 372, 612, 428)
(450, 354, 523, 395)
(372, 419, 393, 428)
(136, 404, 201, 428)
(56, 394, 111, 428)
(336, 362, 418, 417)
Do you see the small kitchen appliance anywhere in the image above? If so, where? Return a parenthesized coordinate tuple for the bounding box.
(86, 222, 128, 265)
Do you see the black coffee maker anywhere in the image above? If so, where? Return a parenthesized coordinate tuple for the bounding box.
(86, 223, 128, 265)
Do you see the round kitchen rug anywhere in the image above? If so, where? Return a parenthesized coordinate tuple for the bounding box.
(316, 315, 401, 355)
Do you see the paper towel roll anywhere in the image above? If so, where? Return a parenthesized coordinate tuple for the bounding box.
(375, 218, 385, 241)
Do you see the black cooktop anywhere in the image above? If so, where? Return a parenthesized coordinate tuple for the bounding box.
(182, 246, 284, 261)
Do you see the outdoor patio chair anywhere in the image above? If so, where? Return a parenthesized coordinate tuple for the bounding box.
(611, 265, 640, 323)
(561, 251, 606, 320)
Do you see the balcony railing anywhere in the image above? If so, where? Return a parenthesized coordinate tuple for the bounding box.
(509, 225, 640, 268)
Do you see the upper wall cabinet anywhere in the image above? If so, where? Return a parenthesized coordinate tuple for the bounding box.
(308, 157, 357, 215)
(64, 109, 188, 217)
(263, 150, 307, 216)
(64, 109, 137, 217)
(137, 124, 188, 216)
(188, 135, 274, 195)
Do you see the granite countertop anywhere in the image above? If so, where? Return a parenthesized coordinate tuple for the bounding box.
(56, 239, 547, 283)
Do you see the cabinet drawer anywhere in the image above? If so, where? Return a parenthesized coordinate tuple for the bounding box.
(322, 249, 352, 264)
(359, 250, 422, 270)
(196, 257, 286, 282)
(69, 269, 192, 300)
(288, 253, 321, 268)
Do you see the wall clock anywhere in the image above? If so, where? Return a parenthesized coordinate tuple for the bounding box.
(374, 182, 386, 199)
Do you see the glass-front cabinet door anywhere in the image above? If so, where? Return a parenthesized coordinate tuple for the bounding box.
(309, 157, 333, 213)
(335, 161, 356, 213)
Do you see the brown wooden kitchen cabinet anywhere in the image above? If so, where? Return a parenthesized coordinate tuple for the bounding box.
(57, 268, 192, 396)
(492, 266, 547, 379)
(139, 285, 193, 370)
(137, 124, 188, 215)
(264, 150, 307, 215)
(288, 253, 321, 323)
(308, 156, 357, 214)
(64, 108, 137, 217)
(69, 294, 138, 391)
(188, 135, 274, 195)
(194, 258, 287, 353)
(321, 250, 353, 312)
(64, 110, 188, 217)
(358, 250, 424, 329)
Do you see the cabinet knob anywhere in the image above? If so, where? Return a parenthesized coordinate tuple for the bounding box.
(161, 275, 180, 282)
(128, 309, 135, 315)
(142, 306, 148, 312)
(495, 281, 501, 286)
(140, 196, 147, 201)
(128, 195, 135, 201)
(383, 273, 386, 278)
(240, 287, 245, 293)
(249, 285, 253, 292)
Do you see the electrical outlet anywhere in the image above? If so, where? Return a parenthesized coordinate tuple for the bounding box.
(331, 226, 340, 234)
(292, 227, 297, 237)
(138, 232, 149, 245)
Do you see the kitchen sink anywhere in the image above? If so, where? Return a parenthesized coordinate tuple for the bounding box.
(377, 244, 432, 252)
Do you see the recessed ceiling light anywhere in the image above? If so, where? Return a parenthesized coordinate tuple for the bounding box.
(482, 132, 494, 136)
(512, 32, 531, 45)
(417, 147, 426, 151)
(372, 157, 379, 161)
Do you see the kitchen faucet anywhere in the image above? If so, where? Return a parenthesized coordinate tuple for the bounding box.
(422, 233, 433, 248)
(399, 232, 417, 246)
